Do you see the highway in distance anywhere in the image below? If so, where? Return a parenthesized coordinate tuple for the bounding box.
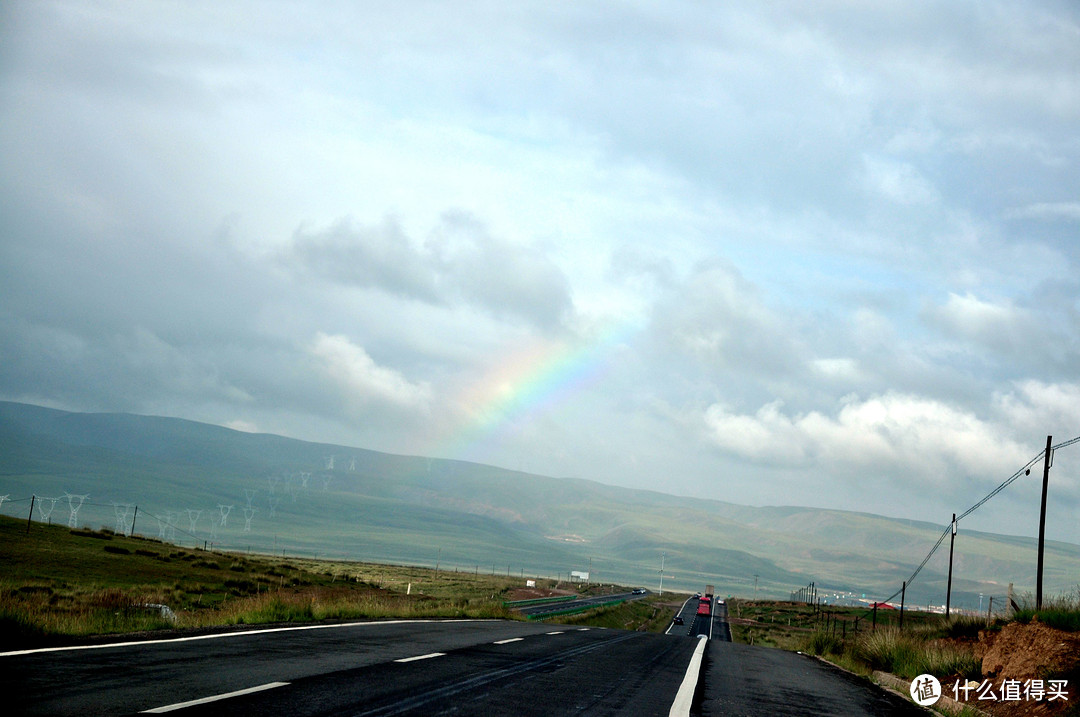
(3, 613, 927, 715)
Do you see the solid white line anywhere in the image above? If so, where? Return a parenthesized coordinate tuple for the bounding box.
(140, 681, 289, 713)
(545, 631, 565, 635)
(394, 652, 445, 663)
(0, 619, 494, 658)
(669, 637, 707, 717)
(493, 637, 524, 645)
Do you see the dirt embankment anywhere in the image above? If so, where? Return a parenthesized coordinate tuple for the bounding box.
(958, 620, 1079, 717)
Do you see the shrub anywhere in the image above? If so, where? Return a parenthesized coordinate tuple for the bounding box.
(856, 628, 979, 680)
(103, 545, 131, 555)
(803, 630, 844, 657)
(1012, 608, 1080, 632)
(941, 615, 989, 639)
(70, 529, 111, 540)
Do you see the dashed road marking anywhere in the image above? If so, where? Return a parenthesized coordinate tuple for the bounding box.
(493, 638, 524, 645)
(394, 652, 446, 663)
(141, 681, 289, 713)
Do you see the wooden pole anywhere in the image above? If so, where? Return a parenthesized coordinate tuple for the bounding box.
(946, 513, 956, 618)
(1036, 435, 1052, 610)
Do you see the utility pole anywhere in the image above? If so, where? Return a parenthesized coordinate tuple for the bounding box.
(658, 553, 666, 596)
(1036, 435, 1052, 610)
(946, 513, 956, 618)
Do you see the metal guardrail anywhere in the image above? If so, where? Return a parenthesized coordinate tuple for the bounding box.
(524, 598, 626, 620)
(502, 595, 577, 608)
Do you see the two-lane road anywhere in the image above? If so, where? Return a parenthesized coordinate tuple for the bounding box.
(2, 620, 696, 716)
(3, 616, 927, 715)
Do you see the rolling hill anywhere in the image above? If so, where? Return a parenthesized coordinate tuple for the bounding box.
(1, 400, 1077, 608)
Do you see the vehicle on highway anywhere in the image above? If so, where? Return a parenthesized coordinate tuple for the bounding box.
(632, 588, 647, 594)
(672, 616, 684, 625)
(696, 601, 711, 616)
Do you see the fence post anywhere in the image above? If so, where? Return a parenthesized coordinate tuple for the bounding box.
(26, 495, 36, 534)
(872, 602, 877, 630)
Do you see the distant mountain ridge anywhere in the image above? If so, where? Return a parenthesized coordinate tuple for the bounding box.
(1, 400, 1077, 606)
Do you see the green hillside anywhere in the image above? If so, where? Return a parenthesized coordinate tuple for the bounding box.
(1, 401, 1077, 608)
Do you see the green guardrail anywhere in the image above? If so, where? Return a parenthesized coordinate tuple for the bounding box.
(502, 595, 577, 608)
(525, 598, 626, 621)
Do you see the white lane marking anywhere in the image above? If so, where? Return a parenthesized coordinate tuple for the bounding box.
(665, 595, 694, 635)
(576, 628, 590, 631)
(492, 637, 524, 645)
(394, 652, 445, 663)
(668, 637, 707, 717)
(545, 631, 565, 635)
(140, 681, 289, 713)
(0, 620, 495, 658)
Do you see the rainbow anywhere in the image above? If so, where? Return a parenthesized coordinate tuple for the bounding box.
(436, 322, 638, 464)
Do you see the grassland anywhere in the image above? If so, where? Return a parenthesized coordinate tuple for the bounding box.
(726, 594, 1080, 697)
(0, 515, 540, 649)
(0, 514, 675, 649)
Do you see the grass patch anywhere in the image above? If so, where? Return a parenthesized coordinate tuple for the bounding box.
(1012, 607, 1080, 632)
(0, 514, 542, 648)
(546, 595, 675, 632)
(853, 627, 980, 681)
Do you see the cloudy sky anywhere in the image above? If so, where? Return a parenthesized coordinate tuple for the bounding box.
(2, 1, 1079, 542)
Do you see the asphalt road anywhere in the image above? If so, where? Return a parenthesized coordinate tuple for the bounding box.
(3, 614, 927, 715)
(698, 640, 927, 716)
(666, 595, 731, 641)
(2, 619, 693, 716)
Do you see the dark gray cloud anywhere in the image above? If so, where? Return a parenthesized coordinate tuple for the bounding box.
(282, 212, 573, 330)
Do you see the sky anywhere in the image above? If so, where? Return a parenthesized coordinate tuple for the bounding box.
(2, 1, 1079, 543)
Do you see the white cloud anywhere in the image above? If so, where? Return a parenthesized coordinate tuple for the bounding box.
(1005, 202, 1080, 222)
(861, 155, 939, 205)
(993, 381, 1080, 438)
(924, 292, 1034, 355)
(309, 333, 432, 413)
(705, 393, 1029, 483)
